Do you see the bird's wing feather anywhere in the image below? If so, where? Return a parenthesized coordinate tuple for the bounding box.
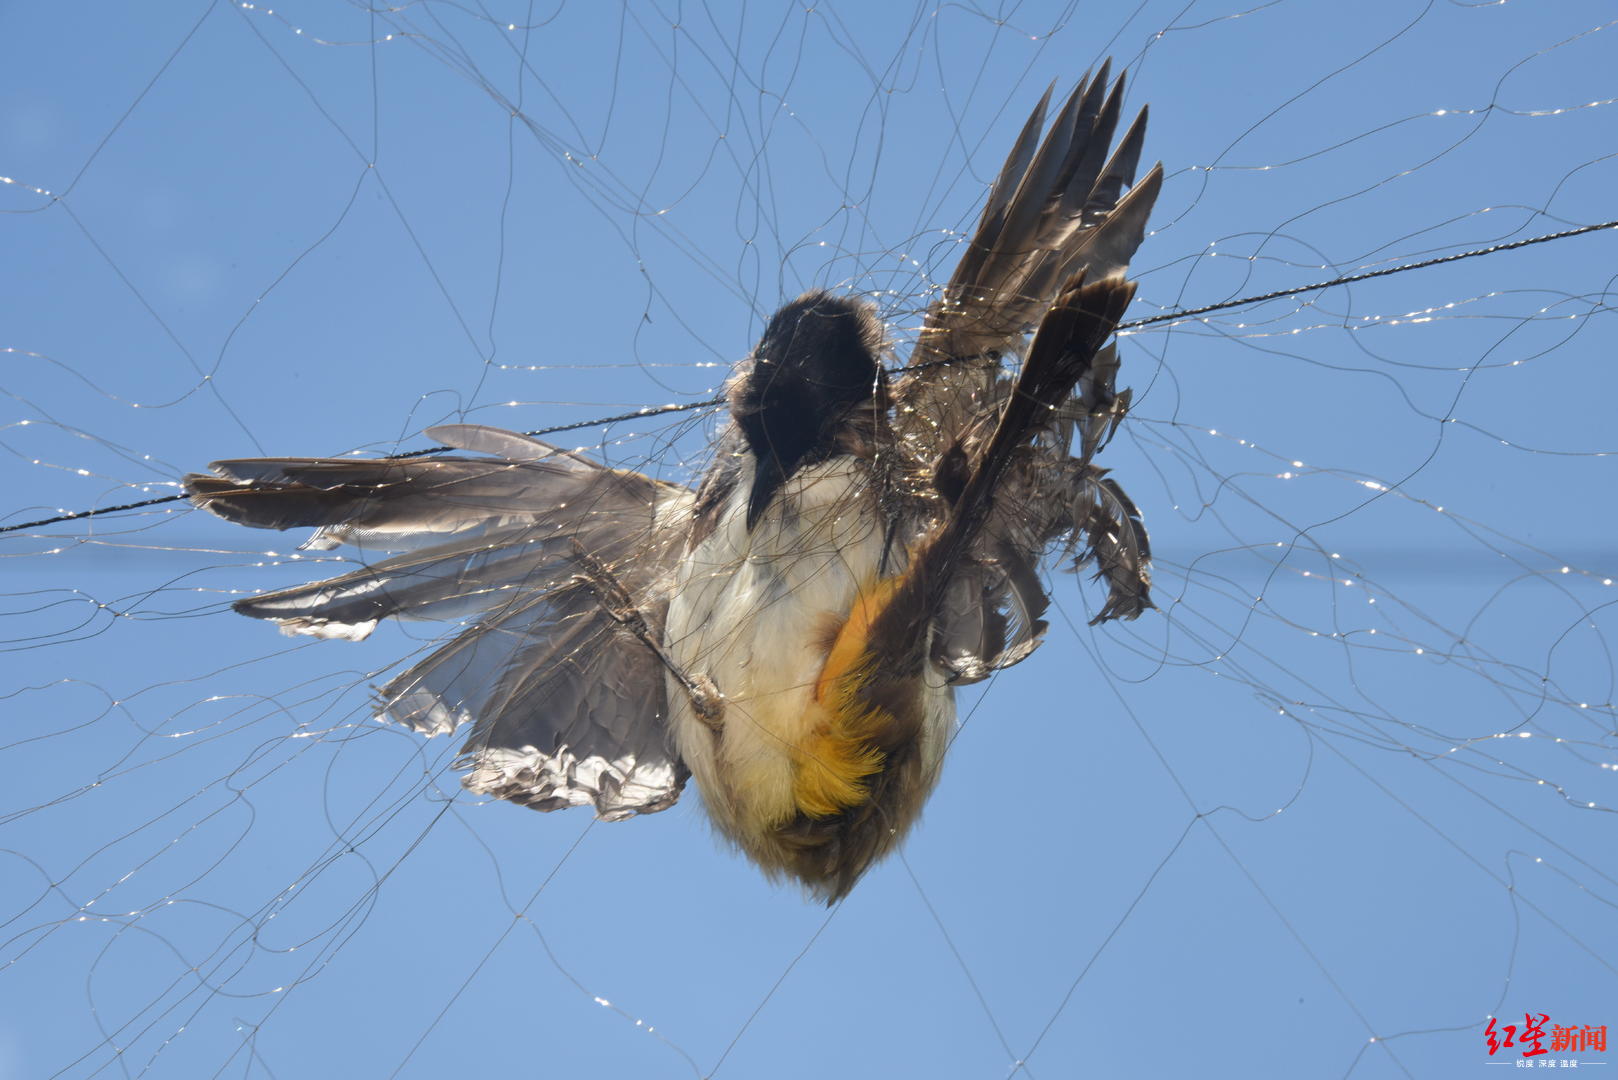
(901, 67, 1160, 680)
(223, 517, 646, 639)
(862, 271, 1138, 697)
(928, 539, 1049, 683)
(381, 574, 686, 821)
(902, 64, 1161, 403)
(199, 468, 685, 643)
(186, 429, 689, 638)
(185, 431, 681, 553)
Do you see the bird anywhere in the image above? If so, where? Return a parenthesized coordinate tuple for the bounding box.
(185, 63, 1162, 903)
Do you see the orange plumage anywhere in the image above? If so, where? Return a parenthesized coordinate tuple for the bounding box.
(793, 575, 911, 817)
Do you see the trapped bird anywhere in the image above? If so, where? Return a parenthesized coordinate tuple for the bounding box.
(186, 64, 1162, 902)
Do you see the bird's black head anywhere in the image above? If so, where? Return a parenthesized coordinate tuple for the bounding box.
(730, 291, 886, 529)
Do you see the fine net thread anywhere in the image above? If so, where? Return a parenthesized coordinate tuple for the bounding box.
(1, 4, 1614, 1079)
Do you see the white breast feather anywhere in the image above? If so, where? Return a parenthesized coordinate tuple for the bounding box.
(663, 457, 887, 835)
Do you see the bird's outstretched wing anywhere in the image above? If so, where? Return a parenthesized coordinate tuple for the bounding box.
(185, 424, 691, 819)
(896, 64, 1162, 681)
(898, 62, 1160, 443)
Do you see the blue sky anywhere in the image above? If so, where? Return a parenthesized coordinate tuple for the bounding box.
(3, 1, 1615, 1077)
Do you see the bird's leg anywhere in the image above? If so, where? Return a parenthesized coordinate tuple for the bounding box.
(567, 542, 726, 730)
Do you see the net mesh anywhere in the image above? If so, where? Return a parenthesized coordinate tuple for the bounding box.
(2, 2, 1613, 1076)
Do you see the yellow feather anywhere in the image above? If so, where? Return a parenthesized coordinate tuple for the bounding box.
(791, 576, 907, 818)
